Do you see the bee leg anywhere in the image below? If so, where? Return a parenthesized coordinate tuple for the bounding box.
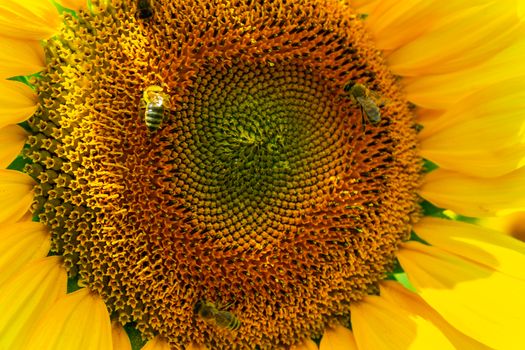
(360, 107, 366, 133)
(232, 318, 241, 330)
(220, 301, 234, 310)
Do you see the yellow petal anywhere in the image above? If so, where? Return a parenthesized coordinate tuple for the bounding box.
(419, 76, 525, 140)
(143, 337, 172, 350)
(0, 221, 50, 286)
(0, 256, 67, 350)
(351, 289, 460, 349)
(397, 241, 525, 349)
(22, 288, 113, 350)
(419, 167, 525, 217)
(414, 217, 525, 280)
(112, 321, 132, 350)
(404, 38, 525, 109)
(378, 281, 490, 349)
(350, 0, 379, 18)
(55, 0, 88, 11)
(0, 124, 27, 168)
(0, 0, 61, 40)
(479, 211, 525, 242)
(365, 0, 432, 53)
(366, 1, 490, 53)
(387, 1, 524, 76)
(417, 78, 525, 177)
(0, 80, 38, 129)
(352, 0, 379, 9)
(421, 144, 525, 179)
(0, 37, 44, 78)
(17, 210, 34, 223)
(290, 338, 319, 350)
(0, 169, 35, 224)
(415, 107, 444, 126)
(519, 0, 525, 19)
(319, 324, 357, 350)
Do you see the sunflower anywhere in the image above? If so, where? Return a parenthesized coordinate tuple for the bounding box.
(480, 211, 525, 242)
(1, 0, 525, 349)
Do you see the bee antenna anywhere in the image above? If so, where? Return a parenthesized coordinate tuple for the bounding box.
(343, 80, 356, 92)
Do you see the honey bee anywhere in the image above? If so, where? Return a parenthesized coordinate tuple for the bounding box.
(194, 300, 241, 331)
(136, 0, 153, 19)
(345, 81, 382, 125)
(141, 85, 169, 131)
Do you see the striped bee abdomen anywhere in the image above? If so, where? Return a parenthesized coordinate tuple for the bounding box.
(195, 299, 241, 331)
(144, 103, 164, 131)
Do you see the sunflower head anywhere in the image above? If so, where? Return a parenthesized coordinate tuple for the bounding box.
(20, 0, 421, 347)
(4, 0, 523, 349)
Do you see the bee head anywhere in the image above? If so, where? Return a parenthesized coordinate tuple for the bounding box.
(194, 299, 216, 319)
(349, 83, 367, 98)
(193, 299, 204, 314)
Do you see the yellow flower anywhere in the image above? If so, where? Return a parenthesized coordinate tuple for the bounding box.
(1, 0, 525, 349)
(480, 211, 525, 242)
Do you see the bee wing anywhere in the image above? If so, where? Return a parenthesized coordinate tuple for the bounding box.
(368, 90, 390, 108)
(151, 94, 164, 106)
(216, 310, 235, 323)
(356, 96, 381, 124)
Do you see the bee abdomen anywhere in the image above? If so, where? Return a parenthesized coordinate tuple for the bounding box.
(145, 105, 164, 131)
(217, 311, 241, 330)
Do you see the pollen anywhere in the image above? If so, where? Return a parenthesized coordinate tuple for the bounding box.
(24, 0, 421, 349)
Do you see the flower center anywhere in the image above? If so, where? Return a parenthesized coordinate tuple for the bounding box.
(24, 0, 421, 348)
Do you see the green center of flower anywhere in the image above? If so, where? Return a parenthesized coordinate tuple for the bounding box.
(185, 63, 346, 245)
(24, 0, 421, 348)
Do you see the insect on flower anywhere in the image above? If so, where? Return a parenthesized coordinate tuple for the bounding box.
(141, 85, 170, 132)
(194, 299, 241, 331)
(345, 81, 383, 127)
(136, 0, 154, 19)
